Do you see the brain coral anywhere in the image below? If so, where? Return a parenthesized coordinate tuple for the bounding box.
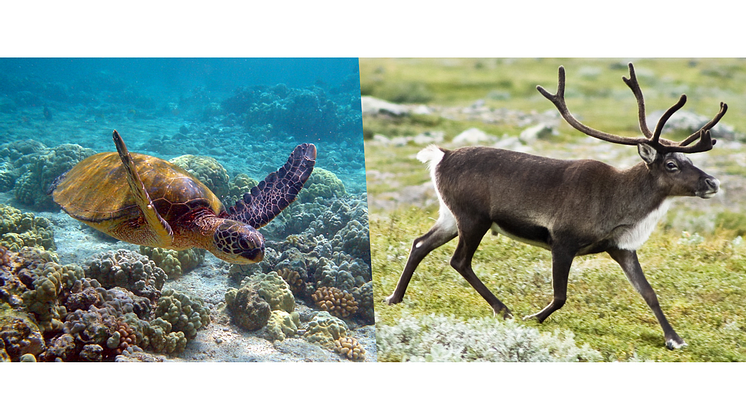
(0, 204, 55, 251)
(169, 154, 230, 200)
(138, 246, 205, 279)
(304, 311, 349, 349)
(84, 249, 167, 302)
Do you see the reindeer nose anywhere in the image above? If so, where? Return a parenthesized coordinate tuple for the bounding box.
(706, 177, 720, 192)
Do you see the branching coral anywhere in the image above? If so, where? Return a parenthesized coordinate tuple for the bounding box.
(333, 336, 366, 361)
(311, 286, 358, 318)
(276, 267, 305, 297)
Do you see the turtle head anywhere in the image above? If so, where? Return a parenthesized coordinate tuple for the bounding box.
(211, 219, 265, 264)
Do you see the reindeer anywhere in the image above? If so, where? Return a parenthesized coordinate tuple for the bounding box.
(384, 63, 727, 350)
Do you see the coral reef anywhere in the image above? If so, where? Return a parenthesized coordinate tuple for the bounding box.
(243, 271, 295, 313)
(333, 336, 366, 361)
(224, 283, 271, 331)
(303, 311, 349, 349)
(276, 267, 306, 297)
(225, 173, 259, 207)
(298, 168, 347, 202)
(84, 249, 167, 302)
(0, 204, 55, 251)
(0, 303, 46, 361)
(221, 84, 361, 143)
(311, 286, 358, 318)
(7, 143, 95, 210)
(169, 154, 230, 199)
(138, 246, 205, 279)
(154, 289, 210, 340)
(265, 310, 301, 342)
(0, 247, 209, 361)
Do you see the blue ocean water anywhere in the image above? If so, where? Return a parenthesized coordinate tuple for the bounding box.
(0, 57, 365, 194)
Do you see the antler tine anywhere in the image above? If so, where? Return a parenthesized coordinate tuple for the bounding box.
(648, 94, 688, 148)
(678, 102, 728, 147)
(621, 62, 653, 138)
(537, 66, 645, 146)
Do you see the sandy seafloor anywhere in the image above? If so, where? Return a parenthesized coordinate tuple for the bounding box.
(0, 58, 375, 362)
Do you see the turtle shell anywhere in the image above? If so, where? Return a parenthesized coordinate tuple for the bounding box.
(52, 152, 223, 230)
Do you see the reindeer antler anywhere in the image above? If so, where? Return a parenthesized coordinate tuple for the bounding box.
(537, 63, 727, 154)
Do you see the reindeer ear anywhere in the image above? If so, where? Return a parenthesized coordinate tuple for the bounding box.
(638, 143, 658, 164)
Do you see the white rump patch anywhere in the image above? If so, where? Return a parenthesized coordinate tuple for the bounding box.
(416, 145, 458, 243)
(616, 200, 671, 250)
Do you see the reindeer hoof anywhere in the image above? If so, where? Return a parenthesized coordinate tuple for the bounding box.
(492, 305, 512, 319)
(384, 295, 401, 305)
(665, 338, 687, 350)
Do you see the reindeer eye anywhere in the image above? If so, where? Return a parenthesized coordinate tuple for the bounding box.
(665, 161, 679, 171)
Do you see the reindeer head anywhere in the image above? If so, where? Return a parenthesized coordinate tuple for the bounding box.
(537, 63, 726, 199)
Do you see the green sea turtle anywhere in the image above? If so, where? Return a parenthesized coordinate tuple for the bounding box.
(50, 130, 316, 264)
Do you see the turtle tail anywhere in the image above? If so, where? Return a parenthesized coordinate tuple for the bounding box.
(225, 143, 316, 228)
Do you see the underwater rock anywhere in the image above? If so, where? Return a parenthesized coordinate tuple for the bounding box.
(138, 246, 205, 279)
(0, 204, 55, 251)
(85, 249, 167, 302)
(170, 154, 231, 200)
(304, 311, 349, 349)
(11, 143, 95, 211)
(154, 289, 210, 340)
(224, 283, 271, 331)
(265, 310, 301, 342)
(334, 336, 366, 361)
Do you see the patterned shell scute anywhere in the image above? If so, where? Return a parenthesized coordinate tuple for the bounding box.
(52, 152, 223, 224)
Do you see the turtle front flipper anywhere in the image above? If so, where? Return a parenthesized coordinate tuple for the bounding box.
(225, 143, 316, 228)
(113, 130, 175, 247)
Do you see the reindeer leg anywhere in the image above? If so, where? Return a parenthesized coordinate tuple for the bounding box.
(385, 219, 458, 305)
(524, 246, 575, 322)
(607, 248, 686, 350)
(449, 220, 512, 318)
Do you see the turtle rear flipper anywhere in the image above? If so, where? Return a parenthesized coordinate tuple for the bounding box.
(225, 143, 316, 228)
(113, 130, 175, 247)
